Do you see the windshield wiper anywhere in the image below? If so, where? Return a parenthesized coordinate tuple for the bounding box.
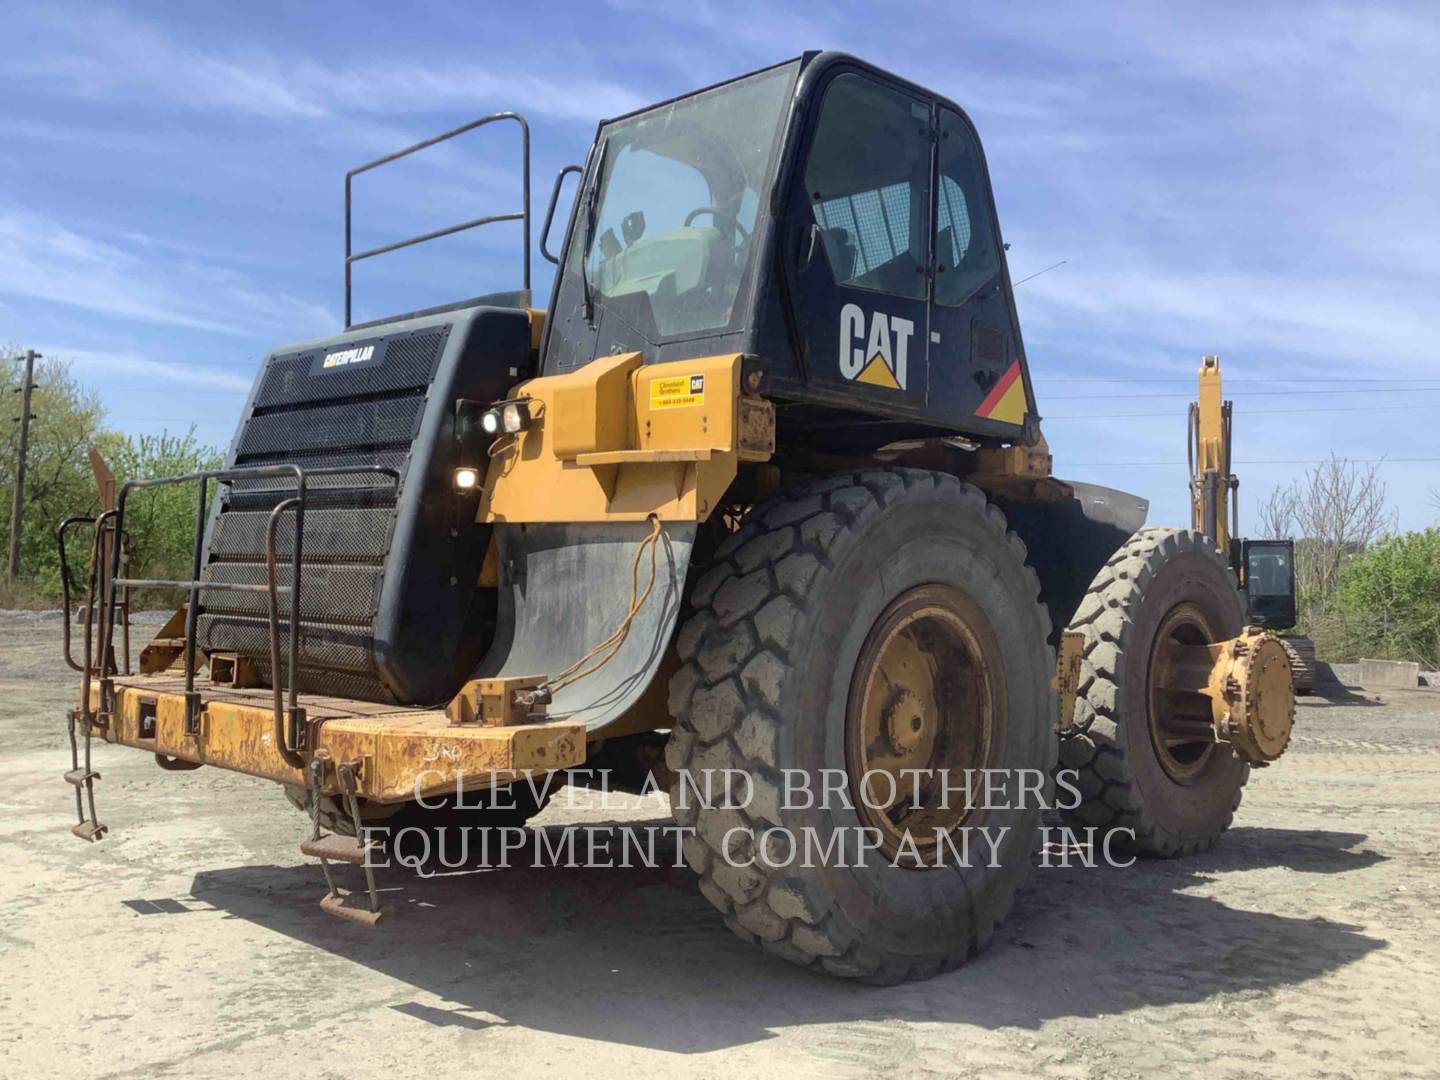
(579, 136, 609, 327)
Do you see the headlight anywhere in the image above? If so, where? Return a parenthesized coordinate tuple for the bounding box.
(500, 401, 532, 433)
(453, 467, 480, 492)
(479, 409, 502, 435)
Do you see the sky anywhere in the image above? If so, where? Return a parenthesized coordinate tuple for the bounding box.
(2, 2, 1438, 530)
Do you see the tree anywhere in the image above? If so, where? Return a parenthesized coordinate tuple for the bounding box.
(1, 353, 108, 600)
(1258, 455, 1394, 612)
(1337, 528, 1440, 668)
(1255, 483, 1299, 541)
(101, 429, 222, 602)
(1, 349, 222, 604)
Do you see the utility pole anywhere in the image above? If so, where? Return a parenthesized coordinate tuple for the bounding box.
(7, 350, 39, 583)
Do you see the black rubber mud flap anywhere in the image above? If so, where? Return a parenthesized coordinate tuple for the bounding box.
(478, 521, 696, 732)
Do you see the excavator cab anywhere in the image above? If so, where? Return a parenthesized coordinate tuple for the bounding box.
(1241, 539, 1298, 630)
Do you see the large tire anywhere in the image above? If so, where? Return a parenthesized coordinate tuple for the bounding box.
(666, 469, 1055, 983)
(1058, 527, 1249, 856)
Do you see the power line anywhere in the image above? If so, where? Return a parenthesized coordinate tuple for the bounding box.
(1045, 404, 1440, 420)
(105, 383, 1440, 403)
(1033, 375, 1440, 384)
(1062, 457, 1440, 467)
(1046, 386, 1440, 400)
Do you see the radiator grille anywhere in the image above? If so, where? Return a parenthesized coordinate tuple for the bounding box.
(195, 325, 451, 698)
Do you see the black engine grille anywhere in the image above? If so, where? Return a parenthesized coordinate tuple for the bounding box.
(196, 326, 450, 700)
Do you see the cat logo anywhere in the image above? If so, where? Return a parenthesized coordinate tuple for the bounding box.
(322, 344, 375, 369)
(839, 303, 914, 390)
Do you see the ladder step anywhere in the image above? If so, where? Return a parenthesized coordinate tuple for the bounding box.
(300, 833, 372, 865)
(71, 820, 108, 842)
(319, 891, 384, 927)
(64, 768, 100, 787)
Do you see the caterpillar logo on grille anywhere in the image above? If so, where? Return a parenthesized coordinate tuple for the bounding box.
(322, 344, 376, 369)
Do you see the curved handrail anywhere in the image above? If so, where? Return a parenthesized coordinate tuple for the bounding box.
(344, 112, 532, 327)
(540, 164, 583, 265)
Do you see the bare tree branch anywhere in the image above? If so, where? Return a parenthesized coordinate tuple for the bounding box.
(1256, 482, 1299, 540)
(1290, 454, 1396, 609)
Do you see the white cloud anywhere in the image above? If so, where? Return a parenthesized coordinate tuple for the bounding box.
(35, 345, 252, 391)
(24, 11, 648, 123)
(0, 209, 335, 337)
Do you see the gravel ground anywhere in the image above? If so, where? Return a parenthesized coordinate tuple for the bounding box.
(2, 616, 1438, 1079)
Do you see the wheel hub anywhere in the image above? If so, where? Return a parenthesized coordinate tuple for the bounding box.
(1149, 611, 1296, 779)
(1207, 627, 1295, 765)
(882, 687, 930, 755)
(846, 586, 994, 863)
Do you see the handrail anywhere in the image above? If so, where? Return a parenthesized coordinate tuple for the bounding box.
(344, 112, 531, 328)
(82, 510, 117, 727)
(540, 164, 583, 265)
(58, 515, 132, 676)
(97, 463, 401, 752)
(266, 497, 303, 767)
(57, 516, 95, 673)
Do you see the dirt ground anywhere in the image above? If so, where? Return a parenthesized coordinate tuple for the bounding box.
(3, 615, 1438, 1079)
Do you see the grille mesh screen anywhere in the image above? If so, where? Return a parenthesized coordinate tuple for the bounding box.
(195, 326, 450, 698)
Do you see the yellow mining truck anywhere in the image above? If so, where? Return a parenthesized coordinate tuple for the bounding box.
(58, 53, 1295, 983)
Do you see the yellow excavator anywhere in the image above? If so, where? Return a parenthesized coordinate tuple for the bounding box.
(1188, 355, 1316, 692)
(57, 53, 1297, 983)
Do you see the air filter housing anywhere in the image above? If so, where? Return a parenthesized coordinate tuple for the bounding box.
(196, 304, 531, 706)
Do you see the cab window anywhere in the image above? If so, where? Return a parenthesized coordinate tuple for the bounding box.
(804, 74, 932, 300)
(934, 109, 1000, 306)
(1247, 545, 1293, 596)
(575, 62, 796, 339)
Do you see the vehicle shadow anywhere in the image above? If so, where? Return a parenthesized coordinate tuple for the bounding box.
(189, 821, 1385, 1053)
(1300, 681, 1385, 708)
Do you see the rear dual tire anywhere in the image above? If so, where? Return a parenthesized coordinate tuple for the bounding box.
(1058, 527, 1250, 856)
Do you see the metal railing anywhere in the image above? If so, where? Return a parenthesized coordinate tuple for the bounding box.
(344, 111, 531, 328)
(90, 464, 400, 765)
(57, 515, 132, 676)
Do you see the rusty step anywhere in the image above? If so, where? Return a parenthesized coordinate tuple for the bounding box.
(319, 891, 384, 927)
(71, 820, 108, 842)
(63, 768, 101, 787)
(300, 833, 373, 865)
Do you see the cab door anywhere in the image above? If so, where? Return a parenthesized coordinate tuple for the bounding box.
(1242, 539, 1298, 629)
(925, 107, 1030, 435)
(783, 71, 932, 411)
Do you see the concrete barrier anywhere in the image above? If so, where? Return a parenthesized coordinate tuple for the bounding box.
(1359, 658, 1421, 689)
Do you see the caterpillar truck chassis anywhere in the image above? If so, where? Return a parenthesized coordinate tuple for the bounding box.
(58, 53, 1296, 979)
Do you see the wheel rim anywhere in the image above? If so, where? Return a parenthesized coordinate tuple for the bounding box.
(1147, 602, 1224, 783)
(845, 585, 994, 864)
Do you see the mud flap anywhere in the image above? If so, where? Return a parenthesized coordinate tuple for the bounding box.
(997, 480, 1149, 644)
(477, 521, 695, 732)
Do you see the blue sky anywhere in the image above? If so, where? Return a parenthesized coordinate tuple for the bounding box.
(3, 2, 1438, 529)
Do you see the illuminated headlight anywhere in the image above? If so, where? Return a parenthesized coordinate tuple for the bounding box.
(500, 401, 532, 433)
(479, 409, 502, 435)
(453, 467, 480, 492)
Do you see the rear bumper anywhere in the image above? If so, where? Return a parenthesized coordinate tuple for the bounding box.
(85, 674, 585, 803)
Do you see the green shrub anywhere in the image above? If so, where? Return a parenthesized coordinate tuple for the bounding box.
(1335, 529, 1440, 668)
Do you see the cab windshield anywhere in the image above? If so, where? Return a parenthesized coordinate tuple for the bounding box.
(576, 62, 798, 339)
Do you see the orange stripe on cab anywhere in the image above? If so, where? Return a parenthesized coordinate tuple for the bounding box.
(974, 360, 1027, 425)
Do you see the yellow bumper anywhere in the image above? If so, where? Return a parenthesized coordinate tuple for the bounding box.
(86, 675, 586, 803)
